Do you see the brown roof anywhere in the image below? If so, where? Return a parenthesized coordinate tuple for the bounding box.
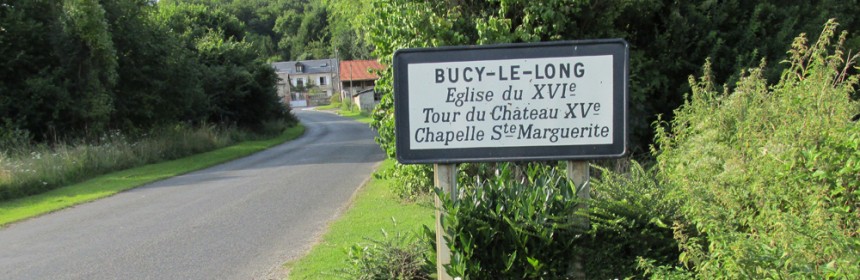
(340, 60, 384, 82)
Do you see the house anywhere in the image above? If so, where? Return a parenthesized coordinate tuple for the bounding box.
(340, 60, 384, 108)
(272, 58, 339, 107)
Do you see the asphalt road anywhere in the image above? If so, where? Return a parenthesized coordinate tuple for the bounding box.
(0, 110, 385, 280)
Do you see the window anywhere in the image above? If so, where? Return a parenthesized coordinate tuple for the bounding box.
(295, 63, 304, 72)
(294, 78, 304, 87)
(319, 76, 327, 85)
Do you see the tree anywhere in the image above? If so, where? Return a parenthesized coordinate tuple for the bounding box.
(326, 0, 373, 60)
(156, 2, 287, 129)
(367, 0, 860, 156)
(0, 0, 117, 139)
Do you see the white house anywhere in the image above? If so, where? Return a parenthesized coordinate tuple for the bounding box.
(272, 58, 339, 107)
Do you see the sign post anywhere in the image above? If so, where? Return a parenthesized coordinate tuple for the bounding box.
(393, 39, 628, 279)
(566, 160, 590, 278)
(434, 164, 456, 280)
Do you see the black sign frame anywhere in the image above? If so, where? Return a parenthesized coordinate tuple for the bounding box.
(393, 39, 629, 164)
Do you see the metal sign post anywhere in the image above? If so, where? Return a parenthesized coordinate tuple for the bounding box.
(392, 39, 628, 279)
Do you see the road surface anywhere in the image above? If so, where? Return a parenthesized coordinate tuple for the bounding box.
(0, 110, 385, 279)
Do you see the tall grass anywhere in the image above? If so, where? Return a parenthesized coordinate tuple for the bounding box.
(0, 121, 292, 201)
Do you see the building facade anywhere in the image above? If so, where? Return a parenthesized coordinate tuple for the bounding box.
(340, 60, 384, 110)
(272, 58, 339, 107)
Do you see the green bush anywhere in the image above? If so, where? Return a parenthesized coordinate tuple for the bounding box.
(437, 163, 583, 279)
(330, 93, 343, 105)
(584, 161, 681, 278)
(654, 20, 860, 278)
(341, 98, 359, 112)
(343, 227, 432, 280)
(383, 163, 433, 201)
(433, 162, 681, 279)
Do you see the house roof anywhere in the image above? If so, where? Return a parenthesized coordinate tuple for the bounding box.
(353, 88, 375, 97)
(340, 60, 384, 82)
(272, 58, 338, 75)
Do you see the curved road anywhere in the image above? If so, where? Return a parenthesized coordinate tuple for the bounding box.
(0, 110, 384, 279)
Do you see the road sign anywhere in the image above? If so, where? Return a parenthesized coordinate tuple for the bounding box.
(394, 39, 629, 163)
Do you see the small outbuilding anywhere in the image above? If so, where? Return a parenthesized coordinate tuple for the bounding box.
(340, 60, 384, 109)
(352, 88, 379, 112)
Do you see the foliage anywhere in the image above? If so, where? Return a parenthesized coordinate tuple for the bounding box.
(436, 162, 583, 279)
(584, 161, 681, 278)
(366, 0, 860, 156)
(339, 98, 358, 113)
(105, 0, 209, 131)
(1, 0, 116, 139)
(432, 161, 682, 278)
(341, 2, 860, 278)
(325, 0, 373, 60)
(163, 0, 341, 61)
(379, 162, 432, 201)
(0, 121, 31, 154)
(0, 0, 293, 145)
(343, 227, 432, 280)
(0, 121, 293, 201)
(287, 159, 436, 279)
(654, 21, 860, 278)
(329, 93, 342, 105)
(0, 125, 305, 226)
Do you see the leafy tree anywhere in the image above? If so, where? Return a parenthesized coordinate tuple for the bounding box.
(325, 0, 373, 60)
(0, 0, 117, 139)
(164, 0, 335, 61)
(103, 0, 208, 130)
(367, 0, 860, 155)
(0, 0, 291, 145)
(156, 2, 288, 129)
(361, 1, 860, 277)
(278, 0, 331, 60)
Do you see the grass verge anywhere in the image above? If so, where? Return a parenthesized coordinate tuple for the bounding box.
(315, 103, 340, 110)
(336, 110, 372, 124)
(0, 125, 305, 227)
(286, 159, 435, 279)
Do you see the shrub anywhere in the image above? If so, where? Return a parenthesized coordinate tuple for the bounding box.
(438, 163, 584, 279)
(341, 98, 358, 112)
(584, 161, 681, 278)
(381, 163, 433, 201)
(654, 20, 860, 278)
(343, 228, 432, 280)
(330, 93, 343, 105)
(432, 161, 681, 279)
(0, 121, 31, 156)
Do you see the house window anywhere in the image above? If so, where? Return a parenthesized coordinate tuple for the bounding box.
(294, 78, 304, 87)
(295, 64, 304, 72)
(319, 76, 327, 85)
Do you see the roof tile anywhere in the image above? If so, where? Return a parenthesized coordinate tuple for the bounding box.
(340, 60, 384, 81)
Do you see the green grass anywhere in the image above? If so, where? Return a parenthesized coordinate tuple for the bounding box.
(313, 102, 373, 124)
(336, 110, 373, 124)
(0, 125, 305, 226)
(286, 159, 435, 279)
(316, 103, 340, 110)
